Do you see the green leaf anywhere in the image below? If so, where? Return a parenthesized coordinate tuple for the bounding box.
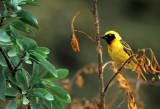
(0, 29, 11, 42)
(31, 104, 43, 109)
(23, 96, 30, 105)
(11, 55, 19, 67)
(15, 70, 24, 89)
(5, 88, 17, 96)
(19, 35, 37, 50)
(31, 53, 45, 61)
(16, 39, 23, 50)
(16, 9, 39, 29)
(9, 25, 19, 38)
(0, 65, 6, 101)
(3, 8, 8, 17)
(18, 1, 40, 6)
(42, 99, 52, 109)
(35, 83, 45, 89)
(34, 49, 47, 58)
(39, 60, 57, 77)
(52, 95, 64, 109)
(22, 90, 27, 95)
(25, 60, 32, 64)
(33, 88, 54, 101)
(8, 48, 17, 57)
(30, 62, 39, 87)
(0, 41, 13, 45)
(4, 0, 14, 9)
(39, 69, 54, 80)
(42, 79, 55, 87)
(23, 52, 29, 61)
(8, 76, 21, 88)
(0, 52, 7, 66)
(44, 93, 54, 101)
(49, 86, 71, 103)
(5, 20, 34, 36)
(22, 69, 30, 88)
(56, 69, 69, 79)
(5, 100, 19, 109)
(37, 47, 50, 54)
(11, 0, 18, 9)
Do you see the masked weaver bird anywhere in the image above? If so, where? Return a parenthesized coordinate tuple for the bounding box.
(100, 31, 145, 80)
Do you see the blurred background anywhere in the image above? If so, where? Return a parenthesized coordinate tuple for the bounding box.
(2, 0, 160, 108)
(31, 0, 160, 109)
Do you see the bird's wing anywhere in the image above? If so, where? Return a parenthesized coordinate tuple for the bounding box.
(120, 40, 133, 56)
(120, 40, 137, 63)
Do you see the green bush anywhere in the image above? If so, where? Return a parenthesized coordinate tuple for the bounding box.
(0, 0, 71, 109)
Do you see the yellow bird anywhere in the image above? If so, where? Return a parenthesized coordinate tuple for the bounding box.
(100, 31, 145, 80)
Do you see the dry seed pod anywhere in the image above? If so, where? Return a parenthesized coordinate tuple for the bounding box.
(76, 75, 84, 88)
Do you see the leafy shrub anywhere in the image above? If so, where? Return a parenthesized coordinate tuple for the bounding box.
(0, 0, 71, 109)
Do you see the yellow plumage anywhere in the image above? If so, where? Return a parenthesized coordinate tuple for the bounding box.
(108, 38, 131, 68)
(101, 31, 136, 69)
(101, 30, 145, 80)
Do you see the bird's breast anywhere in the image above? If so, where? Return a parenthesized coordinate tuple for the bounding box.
(108, 40, 130, 66)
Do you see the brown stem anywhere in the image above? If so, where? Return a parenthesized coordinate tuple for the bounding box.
(92, 0, 105, 109)
(71, 9, 89, 33)
(14, 59, 23, 70)
(14, 54, 25, 72)
(103, 54, 135, 95)
(0, 46, 23, 93)
(0, 46, 15, 76)
(116, 96, 127, 109)
(0, 17, 4, 27)
(74, 30, 96, 42)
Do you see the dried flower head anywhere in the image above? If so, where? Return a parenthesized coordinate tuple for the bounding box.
(71, 33, 80, 52)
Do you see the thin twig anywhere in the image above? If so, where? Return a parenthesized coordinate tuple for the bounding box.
(92, 0, 105, 109)
(74, 30, 96, 42)
(14, 55, 24, 72)
(102, 61, 115, 71)
(136, 80, 140, 102)
(103, 54, 135, 95)
(0, 46, 23, 93)
(0, 46, 15, 76)
(71, 9, 89, 33)
(136, 80, 141, 109)
(116, 97, 127, 109)
(0, 17, 4, 27)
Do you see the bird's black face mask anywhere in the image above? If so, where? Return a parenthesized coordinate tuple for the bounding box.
(100, 34, 115, 44)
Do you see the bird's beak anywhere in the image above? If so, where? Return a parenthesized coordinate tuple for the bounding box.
(100, 35, 106, 39)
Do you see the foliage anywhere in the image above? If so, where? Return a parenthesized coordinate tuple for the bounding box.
(0, 0, 71, 109)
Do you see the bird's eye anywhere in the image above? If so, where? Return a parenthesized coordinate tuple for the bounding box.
(110, 34, 115, 37)
(108, 33, 115, 38)
(108, 33, 111, 36)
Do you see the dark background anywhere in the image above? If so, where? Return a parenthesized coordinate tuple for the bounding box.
(2, 0, 160, 109)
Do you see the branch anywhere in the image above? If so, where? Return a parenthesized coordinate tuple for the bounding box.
(0, 47, 23, 93)
(103, 54, 135, 95)
(14, 53, 25, 72)
(74, 30, 96, 42)
(0, 46, 15, 76)
(116, 97, 127, 109)
(14, 59, 23, 71)
(92, 0, 105, 109)
(0, 17, 4, 27)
